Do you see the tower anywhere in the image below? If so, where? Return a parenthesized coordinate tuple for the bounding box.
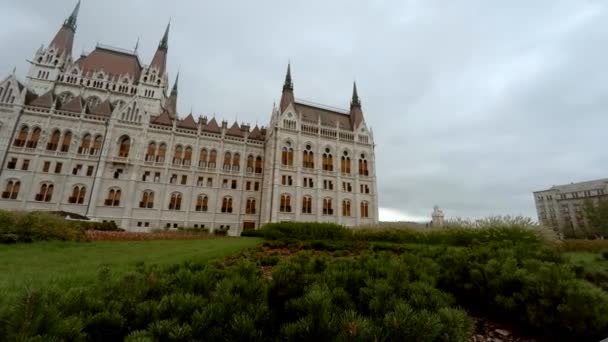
(431, 206, 445, 228)
(138, 22, 171, 112)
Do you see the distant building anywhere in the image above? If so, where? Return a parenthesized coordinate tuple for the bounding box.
(431, 206, 445, 227)
(0, 2, 379, 233)
(533, 178, 608, 237)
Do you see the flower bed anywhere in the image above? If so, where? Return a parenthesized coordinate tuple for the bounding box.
(86, 230, 214, 241)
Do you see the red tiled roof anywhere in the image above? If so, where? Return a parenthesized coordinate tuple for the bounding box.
(78, 46, 142, 80)
(226, 122, 243, 137)
(89, 99, 113, 116)
(60, 95, 84, 113)
(202, 118, 221, 133)
(294, 101, 352, 130)
(248, 125, 263, 141)
(49, 27, 74, 57)
(177, 114, 197, 130)
(28, 91, 54, 108)
(150, 49, 167, 75)
(151, 111, 173, 126)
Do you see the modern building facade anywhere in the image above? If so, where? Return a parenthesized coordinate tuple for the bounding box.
(533, 178, 608, 237)
(0, 2, 378, 234)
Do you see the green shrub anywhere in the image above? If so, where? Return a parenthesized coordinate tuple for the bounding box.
(0, 210, 88, 243)
(213, 227, 229, 236)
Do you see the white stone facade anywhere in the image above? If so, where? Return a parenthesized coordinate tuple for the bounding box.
(0, 3, 378, 234)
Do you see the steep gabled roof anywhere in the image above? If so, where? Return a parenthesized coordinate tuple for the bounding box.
(28, 91, 55, 108)
(177, 114, 197, 130)
(248, 125, 264, 141)
(78, 46, 142, 80)
(226, 122, 244, 137)
(294, 100, 352, 130)
(60, 95, 84, 113)
(151, 111, 173, 126)
(89, 99, 113, 116)
(202, 117, 221, 133)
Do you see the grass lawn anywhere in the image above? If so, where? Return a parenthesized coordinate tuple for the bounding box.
(566, 251, 608, 273)
(0, 237, 261, 302)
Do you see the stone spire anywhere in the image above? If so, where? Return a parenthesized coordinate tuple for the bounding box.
(49, 0, 81, 57)
(150, 21, 170, 74)
(165, 73, 179, 118)
(349, 81, 364, 128)
(279, 63, 294, 113)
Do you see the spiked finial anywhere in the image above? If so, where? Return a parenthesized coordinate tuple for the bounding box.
(134, 36, 140, 53)
(64, 0, 81, 32)
(351, 81, 361, 107)
(159, 20, 170, 50)
(171, 72, 179, 96)
(283, 62, 293, 91)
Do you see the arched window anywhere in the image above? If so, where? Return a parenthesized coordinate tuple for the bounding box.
(246, 155, 254, 173)
(322, 148, 333, 171)
(140, 190, 154, 208)
(61, 131, 72, 152)
(36, 183, 54, 202)
(359, 153, 369, 176)
(69, 185, 86, 204)
(46, 130, 61, 151)
(255, 156, 263, 174)
(196, 195, 208, 212)
(280, 194, 291, 213)
(183, 146, 193, 166)
(223, 152, 232, 171)
(221, 196, 233, 213)
(169, 192, 182, 210)
(146, 142, 157, 162)
(14, 126, 28, 147)
(281, 141, 294, 166)
(303, 144, 314, 168)
(199, 149, 208, 168)
(86, 96, 101, 110)
(342, 199, 351, 217)
(26, 127, 41, 149)
(2, 180, 20, 200)
(232, 153, 240, 171)
(341, 151, 351, 175)
(118, 136, 130, 158)
(209, 150, 217, 169)
(246, 198, 256, 214)
(361, 201, 369, 218)
(58, 92, 73, 105)
(302, 196, 312, 214)
(323, 198, 334, 215)
(105, 188, 121, 206)
(173, 145, 183, 165)
(78, 134, 91, 154)
(157, 143, 167, 163)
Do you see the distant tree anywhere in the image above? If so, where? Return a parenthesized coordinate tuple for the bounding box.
(583, 199, 608, 238)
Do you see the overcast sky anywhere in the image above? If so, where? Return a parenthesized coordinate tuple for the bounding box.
(1, 0, 607, 222)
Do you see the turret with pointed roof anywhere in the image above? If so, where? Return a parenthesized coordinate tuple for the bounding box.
(164, 73, 179, 118)
(350, 82, 364, 128)
(150, 22, 170, 75)
(279, 63, 294, 113)
(49, 0, 80, 57)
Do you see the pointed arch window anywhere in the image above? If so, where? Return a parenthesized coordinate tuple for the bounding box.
(46, 130, 61, 151)
(13, 126, 28, 147)
(361, 201, 369, 218)
(146, 142, 157, 162)
(280, 194, 292, 213)
(342, 199, 351, 217)
(221, 196, 233, 213)
(168, 192, 182, 210)
(323, 198, 334, 215)
(302, 196, 312, 214)
(209, 150, 217, 169)
(199, 148, 208, 168)
(157, 143, 167, 163)
(246, 198, 256, 214)
(281, 141, 294, 166)
(322, 148, 333, 171)
(246, 155, 254, 173)
(359, 153, 369, 176)
(118, 136, 131, 158)
(36, 183, 54, 202)
(26, 127, 41, 149)
(232, 153, 240, 172)
(78, 134, 91, 154)
(2, 180, 20, 200)
(61, 131, 73, 153)
(69, 185, 86, 204)
(173, 145, 183, 165)
(105, 188, 121, 206)
(140, 190, 154, 208)
(223, 152, 232, 171)
(255, 156, 263, 174)
(340, 151, 351, 175)
(183, 146, 193, 166)
(303, 144, 314, 168)
(196, 195, 209, 212)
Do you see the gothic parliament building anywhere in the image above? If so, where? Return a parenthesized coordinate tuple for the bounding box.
(0, 2, 378, 233)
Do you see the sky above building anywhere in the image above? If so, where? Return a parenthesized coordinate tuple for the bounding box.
(1, 0, 607, 222)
